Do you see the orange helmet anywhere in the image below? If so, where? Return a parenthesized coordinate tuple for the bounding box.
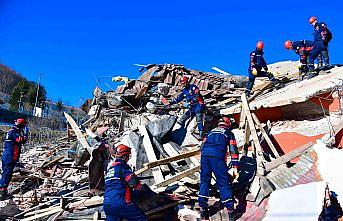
(308, 16, 317, 24)
(180, 76, 189, 84)
(284, 40, 293, 50)
(256, 41, 264, 50)
(115, 144, 131, 157)
(15, 118, 26, 125)
(218, 117, 234, 128)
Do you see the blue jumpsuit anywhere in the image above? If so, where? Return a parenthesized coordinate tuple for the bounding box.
(292, 40, 324, 72)
(103, 158, 147, 221)
(313, 22, 331, 66)
(171, 84, 205, 133)
(198, 126, 239, 210)
(246, 49, 277, 95)
(0, 125, 27, 191)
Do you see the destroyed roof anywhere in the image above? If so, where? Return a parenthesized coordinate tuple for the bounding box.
(221, 61, 343, 115)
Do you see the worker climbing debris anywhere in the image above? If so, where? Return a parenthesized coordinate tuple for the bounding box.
(284, 39, 325, 79)
(198, 117, 239, 221)
(0, 118, 29, 201)
(103, 144, 147, 221)
(245, 41, 282, 96)
(166, 75, 206, 140)
(309, 16, 333, 67)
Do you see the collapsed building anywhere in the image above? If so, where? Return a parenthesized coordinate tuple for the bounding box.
(1, 61, 343, 220)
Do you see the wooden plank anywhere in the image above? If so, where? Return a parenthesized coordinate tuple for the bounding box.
(64, 112, 92, 154)
(242, 121, 251, 156)
(14, 186, 88, 218)
(241, 94, 266, 174)
(239, 107, 247, 129)
(68, 196, 104, 209)
(21, 208, 62, 221)
(118, 111, 125, 132)
(136, 149, 201, 175)
(24, 206, 60, 217)
(154, 165, 200, 188)
(252, 113, 280, 158)
(138, 125, 164, 183)
(145, 201, 184, 216)
(265, 142, 314, 172)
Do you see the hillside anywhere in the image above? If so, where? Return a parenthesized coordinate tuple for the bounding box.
(0, 64, 24, 95)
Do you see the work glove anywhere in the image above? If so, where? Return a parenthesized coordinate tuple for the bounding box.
(252, 68, 258, 76)
(228, 167, 239, 181)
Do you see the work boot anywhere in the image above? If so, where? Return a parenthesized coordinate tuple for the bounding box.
(0, 189, 11, 201)
(304, 71, 318, 80)
(272, 79, 284, 89)
(200, 208, 210, 220)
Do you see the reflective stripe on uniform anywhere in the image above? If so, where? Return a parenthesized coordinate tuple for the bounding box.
(222, 198, 233, 203)
(198, 195, 210, 198)
(207, 131, 228, 138)
(105, 177, 121, 182)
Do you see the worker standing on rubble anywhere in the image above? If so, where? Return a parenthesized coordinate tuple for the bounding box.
(309, 16, 332, 67)
(0, 118, 28, 200)
(168, 75, 205, 140)
(103, 144, 147, 221)
(284, 39, 325, 79)
(198, 117, 239, 221)
(245, 41, 282, 96)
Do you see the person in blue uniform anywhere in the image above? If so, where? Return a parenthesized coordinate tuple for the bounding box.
(198, 117, 239, 221)
(309, 16, 332, 67)
(103, 144, 147, 221)
(245, 41, 281, 96)
(284, 39, 325, 79)
(169, 75, 205, 139)
(0, 118, 28, 200)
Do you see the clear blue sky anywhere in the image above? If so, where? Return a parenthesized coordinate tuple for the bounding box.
(0, 0, 342, 106)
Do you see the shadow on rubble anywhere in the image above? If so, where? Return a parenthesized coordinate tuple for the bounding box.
(134, 184, 179, 221)
(206, 156, 257, 218)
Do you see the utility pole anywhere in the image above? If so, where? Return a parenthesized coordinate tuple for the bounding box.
(33, 73, 43, 116)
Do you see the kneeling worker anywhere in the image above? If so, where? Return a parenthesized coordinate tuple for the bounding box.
(284, 39, 325, 79)
(103, 144, 147, 221)
(198, 117, 239, 221)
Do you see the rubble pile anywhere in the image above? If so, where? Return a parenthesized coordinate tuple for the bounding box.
(1, 62, 343, 220)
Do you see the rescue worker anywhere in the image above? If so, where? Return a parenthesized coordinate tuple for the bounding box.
(245, 41, 281, 96)
(309, 16, 332, 67)
(103, 144, 147, 221)
(169, 75, 205, 139)
(198, 117, 239, 221)
(0, 118, 28, 200)
(284, 39, 325, 79)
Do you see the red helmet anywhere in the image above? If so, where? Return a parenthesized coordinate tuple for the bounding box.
(15, 118, 26, 125)
(218, 117, 234, 128)
(256, 41, 264, 50)
(284, 40, 293, 50)
(308, 16, 317, 24)
(180, 76, 189, 84)
(115, 144, 131, 157)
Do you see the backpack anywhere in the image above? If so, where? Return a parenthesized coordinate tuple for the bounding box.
(325, 29, 333, 43)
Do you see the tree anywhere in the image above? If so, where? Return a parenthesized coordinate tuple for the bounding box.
(27, 82, 47, 108)
(0, 64, 23, 94)
(9, 80, 30, 111)
(56, 98, 63, 112)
